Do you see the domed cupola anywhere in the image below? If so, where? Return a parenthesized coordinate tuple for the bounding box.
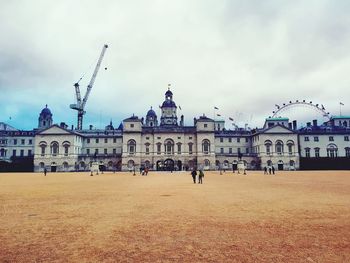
(145, 106, 158, 127)
(160, 84, 178, 126)
(38, 104, 53, 129)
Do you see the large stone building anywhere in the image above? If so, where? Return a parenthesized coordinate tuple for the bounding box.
(1, 89, 350, 172)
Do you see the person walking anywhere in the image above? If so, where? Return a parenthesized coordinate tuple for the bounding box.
(198, 170, 204, 184)
(272, 166, 275, 175)
(263, 166, 267, 175)
(44, 168, 47, 176)
(191, 169, 197, 184)
(268, 167, 272, 175)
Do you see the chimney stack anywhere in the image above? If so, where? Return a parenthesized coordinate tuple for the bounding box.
(312, 119, 317, 127)
(89, 125, 93, 130)
(292, 120, 297, 130)
(307, 122, 311, 127)
(288, 122, 292, 129)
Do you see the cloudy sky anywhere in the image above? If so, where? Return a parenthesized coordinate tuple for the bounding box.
(1, 0, 350, 130)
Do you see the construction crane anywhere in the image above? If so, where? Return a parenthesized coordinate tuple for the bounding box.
(70, 44, 108, 130)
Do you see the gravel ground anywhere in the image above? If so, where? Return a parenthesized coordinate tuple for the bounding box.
(0, 170, 349, 262)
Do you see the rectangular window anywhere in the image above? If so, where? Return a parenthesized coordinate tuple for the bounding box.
(87, 149, 90, 155)
(177, 137, 181, 139)
(95, 149, 98, 155)
(314, 136, 319, 142)
(13, 150, 16, 157)
(315, 148, 320, 158)
(113, 138, 117, 143)
(229, 148, 232, 154)
(96, 138, 99, 143)
(20, 150, 24, 156)
(146, 146, 150, 155)
(21, 139, 25, 145)
(14, 139, 17, 145)
(189, 143, 193, 154)
(245, 137, 249, 142)
(220, 148, 224, 154)
(87, 138, 90, 143)
(29, 139, 32, 145)
(104, 148, 107, 154)
(305, 148, 310, 158)
(104, 138, 108, 143)
(28, 150, 32, 156)
(130, 124, 134, 128)
(345, 136, 349, 141)
(237, 138, 240, 143)
(146, 137, 150, 140)
(228, 138, 232, 143)
(329, 136, 334, 141)
(177, 144, 181, 154)
(246, 148, 249, 154)
(238, 148, 241, 154)
(345, 148, 350, 157)
(189, 137, 192, 140)
(157, 137, 161, 140)
(220, 138, 223, 143)
(304, 137, 309, 141)
(157, 144, 161, 154)
(204, 124, 208, 128)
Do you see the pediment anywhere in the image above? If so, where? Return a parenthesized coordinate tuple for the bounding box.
(37, 125, 72, 135)
(263, 125, 294, 134)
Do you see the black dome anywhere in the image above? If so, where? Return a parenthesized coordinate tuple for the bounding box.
(161, 100, 177, 108)
(146, 108, 157, 117)
(165, 89, 173, 97)
(40, 105, 52, 117)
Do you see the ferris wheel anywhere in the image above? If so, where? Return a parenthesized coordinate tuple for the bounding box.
(271, 100, 331, 120)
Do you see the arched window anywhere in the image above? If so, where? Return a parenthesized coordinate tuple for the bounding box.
(327, 144, 338, 158)
(63, 141, 70, 156)
(275, 140, 283, 155)
(289, 160, 295, 167)
(62, 162, 69, 171)
(223, 160, 229, 168)
(264, 140, 272, 155)
(50, 141, 59, 156)
(127, 140, 136, 154)
(204, 159, 210, 169)
(127, 160, 135, 168)
(202, 139, 210, 154)
(177, 143, 182, 154)
(156, 143, 162, 154)
(287, 140, 294, 155)
(164, 139, 174, 155)
(39, 162, 45, 170)
(39, 141, 47, 156)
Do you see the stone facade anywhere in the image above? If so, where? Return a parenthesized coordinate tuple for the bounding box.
(1, 90, 350, 172)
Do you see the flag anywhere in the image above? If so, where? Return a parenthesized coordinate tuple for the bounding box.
(229, 117, 234, 121)
(340, 102, 344, 105)
(214, 106, 219, 110)
(217, 114, 221, 117)
(178, 105, 182, 110)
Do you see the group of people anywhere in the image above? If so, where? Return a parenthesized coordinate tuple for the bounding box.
(191, 169, 205, 184)
(263, 166, 275, 175)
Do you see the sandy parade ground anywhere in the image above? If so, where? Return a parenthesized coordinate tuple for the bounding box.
(0, 170, 349, 262)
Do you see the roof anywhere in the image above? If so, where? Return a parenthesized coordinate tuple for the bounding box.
(123, 115, 142, 122)
(40, 105, 52, 117)
(196, 115, 214, 122)
(0, 122, 18, 131)
(161, 100, 177, 108)
(331, 115, 350, 119)
(146, 108, 157, 117)
(265, 117, 289, 121)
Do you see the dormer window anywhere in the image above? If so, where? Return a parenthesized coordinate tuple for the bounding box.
(204, 124, 208, 128)
(130, 124, 134, 128)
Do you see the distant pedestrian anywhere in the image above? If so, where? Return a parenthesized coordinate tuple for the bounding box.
(263, 166, 267, 175)
(145, 167, 149, 176)
(44, 168, 47, 176)
(268, 167, 272, 175)
(198, 170, 204, 184)
(272, 166, 275, 175)
(191, 169, 197, 184)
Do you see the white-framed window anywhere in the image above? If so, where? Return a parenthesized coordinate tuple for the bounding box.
(202, 139, 210, 154)
(275, 141, 283, 155)
(314, 148, 320, 158)
(127, 140, 136, 154)
(305, 148, 310, 158)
